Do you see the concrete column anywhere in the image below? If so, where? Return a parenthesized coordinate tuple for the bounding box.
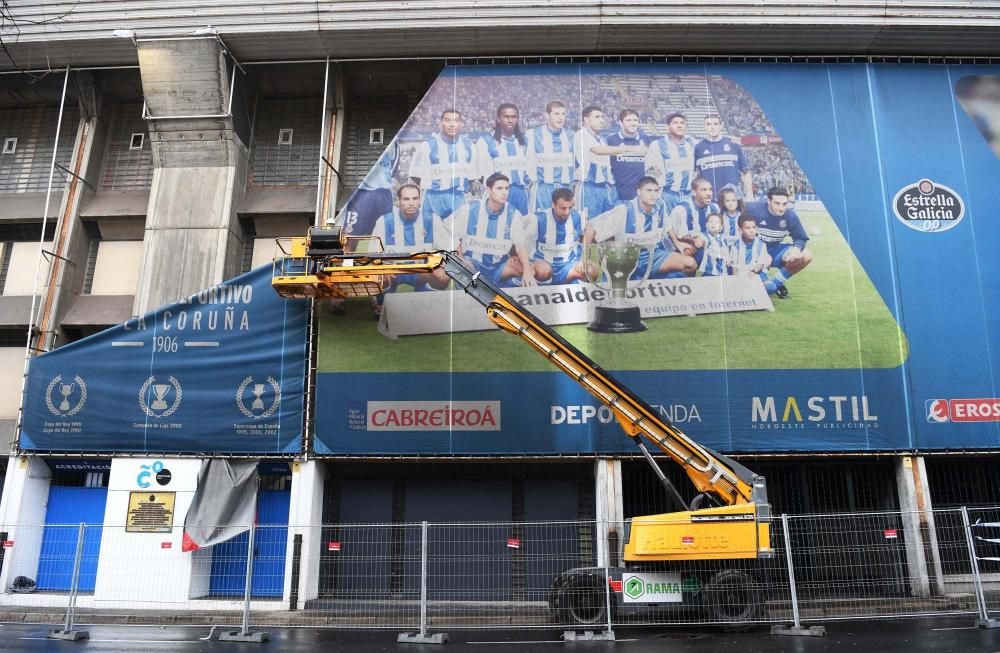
(134, 37, 251, 314)
(315, 61, 339, 227)
(283, 460, 326, 605)
(594, 458, 623, 568)
(896, 455, 944, 597)
(0, 456, 51, 593)
(37, 71, 108, 351)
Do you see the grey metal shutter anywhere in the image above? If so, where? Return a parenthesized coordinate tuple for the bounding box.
(250, 98, 323, 188)
(0, 105, 80, 193)
(338, 96, 414, 206)
(99, 102, 153, 192)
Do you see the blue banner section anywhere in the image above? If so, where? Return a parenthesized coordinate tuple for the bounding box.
(316, 369, 913, 454)
(21, 266, 309, 454)
(313, 61, 1000, 454)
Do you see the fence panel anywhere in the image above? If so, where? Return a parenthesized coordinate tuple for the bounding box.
(967, 507, 1000, 618)
(0, 510, 989, 630)
(258, 523, 422, 629)
(787, 509, 976, 621)
(420, 520, 596, 629)
(0, 524, 70, 616)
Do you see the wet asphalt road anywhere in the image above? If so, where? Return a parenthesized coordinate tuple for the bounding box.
(0, 617, 997, 652)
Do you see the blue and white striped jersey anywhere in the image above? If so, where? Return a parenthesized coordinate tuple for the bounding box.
(476, 135, 531, 186)
(526, 125, 575, 185)
(644, 135, 698, 194)
(526, 207, 585, 264)
(590, 198, 671, 250)
(722, 210, 742, 246)
(575, 128, 614, 185)
(729, 235, 771, 274)
(699, 231, 728, 276)
(670, 198, 719, 238)
(371, 207, 438, 250)
(439, 200, 525, 269)
(408, 133, 477, 192)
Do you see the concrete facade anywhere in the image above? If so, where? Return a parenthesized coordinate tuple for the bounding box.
(0, 1, 995, 613)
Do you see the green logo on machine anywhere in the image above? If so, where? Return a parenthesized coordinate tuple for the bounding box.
(624, 576, 645, 599)
(621, 572, 684, 603)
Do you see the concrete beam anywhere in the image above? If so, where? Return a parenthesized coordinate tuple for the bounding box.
(595, 458, 623, 568)
(134, 37, 252, 313)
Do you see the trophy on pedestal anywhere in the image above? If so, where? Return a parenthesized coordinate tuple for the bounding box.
(251, 384, 266, 412)
(151, 384, 170, 411)
(585, 242, 651, 333)
(59, 382, 75, 412)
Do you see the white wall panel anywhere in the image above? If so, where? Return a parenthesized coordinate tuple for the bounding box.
(91, 240, 143, 296)
(251, 237, 281, 270)
(0, 347, 25, 418)
(3, 242, 51, 297)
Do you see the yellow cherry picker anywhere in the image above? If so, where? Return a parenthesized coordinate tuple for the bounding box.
(272, 226, 772, 627)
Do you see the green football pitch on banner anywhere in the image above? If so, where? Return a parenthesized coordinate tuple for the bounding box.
(318, 208, 907, 373)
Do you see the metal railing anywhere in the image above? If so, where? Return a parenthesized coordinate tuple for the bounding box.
(0, 508, 995, 637)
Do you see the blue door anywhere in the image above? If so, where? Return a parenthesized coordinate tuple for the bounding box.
(37, 487, 107, 592)
(209, 490, 290, 597)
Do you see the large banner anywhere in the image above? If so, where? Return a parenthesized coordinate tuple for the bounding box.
(21, 266, 309, 454)
(316, 63, 1000, 455)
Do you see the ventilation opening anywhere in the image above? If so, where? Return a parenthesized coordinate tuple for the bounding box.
(0, 243, 13, 295)
(240, 218, 256, 274)
(82, 236, 101, 295)
(278, 128, 294, 145)
(2, 138, 16, 155)
(128, 133, 144, 150)
(0, 328, 28, 347)
(369, 128, 384, 145)
(49, 464, 111, 488)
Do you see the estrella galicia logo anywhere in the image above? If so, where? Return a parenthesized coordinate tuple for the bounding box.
(926, 399, 950, 423)
(892, 179, 965, 233)
(45, 374, 87, 417)
(137, 460, 172, 488)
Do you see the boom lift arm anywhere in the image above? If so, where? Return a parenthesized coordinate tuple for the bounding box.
(273, 227, 771, 561)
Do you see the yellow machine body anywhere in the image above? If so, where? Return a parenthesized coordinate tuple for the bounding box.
(625, 504, 771, 562)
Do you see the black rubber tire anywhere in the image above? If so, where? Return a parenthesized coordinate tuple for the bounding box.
(564, 581, 607, 625)
(704, 569, 762, 629)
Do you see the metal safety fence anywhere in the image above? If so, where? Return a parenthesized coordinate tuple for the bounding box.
(0, 508, 995, 638)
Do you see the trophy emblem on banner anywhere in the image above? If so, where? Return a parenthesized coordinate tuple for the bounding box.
(139, 376, 183, 418)
(585, 242, 652, 333)
(45, 374, 88, 417)
(236, 376, 282, 419)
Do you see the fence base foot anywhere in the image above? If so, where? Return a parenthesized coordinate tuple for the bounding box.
(977, 619, 1000, 629)
(397, 632, 448, 644)
(48, 629, 89, 641)
(218, 630, 269, 643)
(562, 630, 615, 641)
(771, 624, 826, 637)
